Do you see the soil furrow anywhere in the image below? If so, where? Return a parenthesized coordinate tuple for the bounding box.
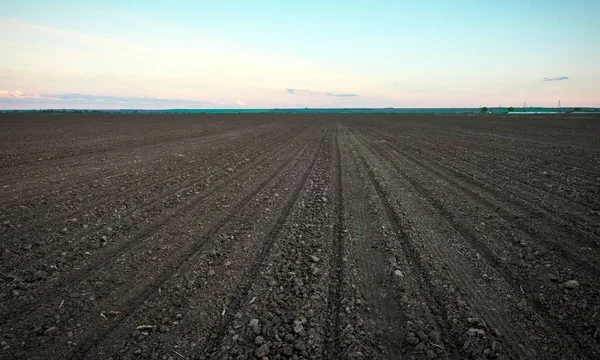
(0, 130, 314, 328)
(0, 126, 292, 247)
(325, 122, 344, 359)
(5, 127, 319, 360)
(359, 123, 600, 255)
(358, 122, 600, 236)
(1, 113, 598, 360)
(0, 122, 290, 230)
(354, 126, 597, 359)
(81, 126, 325, 360)
(202, 129, 328, 359)
(348, 128, 468, 359)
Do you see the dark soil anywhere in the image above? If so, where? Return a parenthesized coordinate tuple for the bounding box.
(1, 113, 599, 359)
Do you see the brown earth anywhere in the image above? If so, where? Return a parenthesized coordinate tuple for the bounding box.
(0, 112, 599, 360)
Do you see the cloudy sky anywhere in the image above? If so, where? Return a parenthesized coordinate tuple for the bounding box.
(1, 0, 599, 109)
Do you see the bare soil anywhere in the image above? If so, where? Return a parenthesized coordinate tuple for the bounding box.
(1, 113, 599, 359)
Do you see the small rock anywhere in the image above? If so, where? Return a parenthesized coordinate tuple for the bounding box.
(293, 323, 303, 333)
(483, 348, 497, 358)
(548, 273, 559, 282)
(467, 328, 485, 337)
(208, 269, 216, 276)
(224, 260, 232, 267)
(524, 254, 535, 261)
(249, 318, 261, 334)
(282, 347, 293, 356)
(428, 330, 440, 342)
(406, 336, 419, 345)
(491, 340, 500, 352)
(255, 343, 270, 358)
(34, 271, 48, 281)
(393, 270, 404, 278)
(562, 280, 579, 290)
(22, 243, 32, 250)
(293, 319, 305, 333)
(43, 327, 59, 336)
(310, 255, 320, 263)
(255, 336, 265, 345)
(593, 327, 598, 339)
(158, 325, 169, 333)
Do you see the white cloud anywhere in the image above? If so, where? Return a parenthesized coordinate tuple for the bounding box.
(235, 100, 247, 106)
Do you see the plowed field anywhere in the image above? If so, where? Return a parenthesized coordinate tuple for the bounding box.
(1, 113, 599, 359)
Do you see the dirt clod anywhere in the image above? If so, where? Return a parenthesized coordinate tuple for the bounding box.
(255, 343, 270, 358)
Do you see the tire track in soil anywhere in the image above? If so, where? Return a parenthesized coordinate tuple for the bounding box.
(85, 131, 322, 359)
(383, 128, 598, 212)
(325, 122, 344, 360)
(347, 127, 467, 359)
(352, 128, 538, 359)
(0, 126, 296, 272)
(358, 120, 600, 208)
(373, 127, 600, 271)
(1, 123, 291, 240)
(201, 130, 327, 359)
(0, 118, 224, 194)
(359, 123, 600, 263)
(335, 123, 419, 359)
(0, 121, 287, 235)
(455, 136, 600, 177)
(66, 130, 323, 360)
(0, 129, 314, 327)
(391, 132, 600, 244)
(353, 126, 596, 359)
(0, 115, 254, 176)
(417, 146, 600, 240)
(408, 143, 600, 249)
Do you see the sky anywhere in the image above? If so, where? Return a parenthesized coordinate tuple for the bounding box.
(1, 0, 599, 109)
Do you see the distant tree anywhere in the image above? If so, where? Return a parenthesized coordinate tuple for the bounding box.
(507, 106, 514, 112)
(574, 107, 581, 111)
(480, 106, 488, 113)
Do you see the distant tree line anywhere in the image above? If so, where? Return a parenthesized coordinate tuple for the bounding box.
(4, 109, 105, 114)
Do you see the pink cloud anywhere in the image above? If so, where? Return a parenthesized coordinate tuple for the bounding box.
(0, 89, 41, 99)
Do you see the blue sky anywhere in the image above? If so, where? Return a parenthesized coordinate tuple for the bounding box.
(1, 0, 598, 108)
